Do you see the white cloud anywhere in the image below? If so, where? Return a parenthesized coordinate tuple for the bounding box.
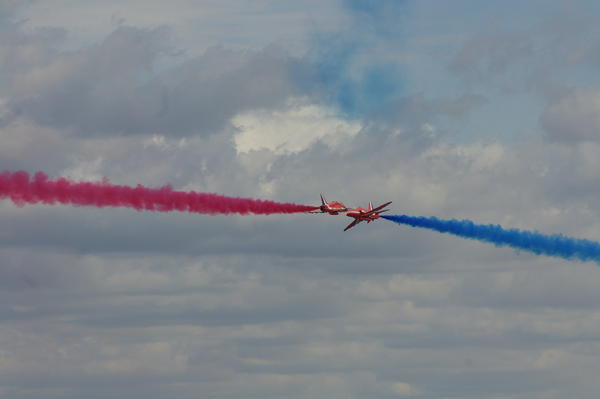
(60, 157, 104, 181)
(391, 382, 419, 396)
(233, 101, 362, 154)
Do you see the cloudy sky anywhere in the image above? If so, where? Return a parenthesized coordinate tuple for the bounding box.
(3, 0, 600, 397)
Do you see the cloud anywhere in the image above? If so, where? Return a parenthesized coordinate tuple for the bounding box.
(4, 2, 600, 399)
(541, 88, 600, 142)
(305, 0, 408, 118)
(3, 20, 307, 138)
(449, 30, 534, 84)
(342, 0, 411, 37)
(233, 102, 361, 154)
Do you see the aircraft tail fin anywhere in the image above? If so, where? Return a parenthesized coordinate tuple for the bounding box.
(320, 194, 327, 205)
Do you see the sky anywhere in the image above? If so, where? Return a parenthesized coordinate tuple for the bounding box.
(3, 0, 600, 398)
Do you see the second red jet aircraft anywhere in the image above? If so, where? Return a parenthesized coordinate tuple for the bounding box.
(343, 201, 392, 231)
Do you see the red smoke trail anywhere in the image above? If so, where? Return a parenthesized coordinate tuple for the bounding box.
(0, 171, 317, 215)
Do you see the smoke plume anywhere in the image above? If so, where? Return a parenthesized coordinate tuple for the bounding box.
(0, 171, 317, 215)
(383, 214, 600, 264)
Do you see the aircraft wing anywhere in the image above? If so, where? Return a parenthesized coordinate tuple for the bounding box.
(343, 219, 362, 231)
(364, 201, 392, 216)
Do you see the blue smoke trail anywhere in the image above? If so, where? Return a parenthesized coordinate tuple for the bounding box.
(307, 0, 408, 118)
(382, 215, 600, 264)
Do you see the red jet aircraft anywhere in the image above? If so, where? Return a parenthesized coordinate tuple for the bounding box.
(343, 201, 392, 231)
(310, 194, 348, 215)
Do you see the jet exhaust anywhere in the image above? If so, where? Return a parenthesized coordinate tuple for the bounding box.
(0, 171, 317, 215)
(382, 214, 600, 264)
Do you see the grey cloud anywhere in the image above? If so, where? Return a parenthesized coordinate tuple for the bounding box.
(448, 5, 600, 104)
(0, 248, 89, 292)
(146, 45, 307, 136)
(4, 2, 600, 399)
(449, 31, 534, 83)
(76, 296, 342, 329)
(0, 121, 77, 173)
(2, 244, 600, 399)
(541, 89, 600, 141)
(431, 93, 488, 117)
(373, 93, 488, 125)
(3, 22, 306, 138)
